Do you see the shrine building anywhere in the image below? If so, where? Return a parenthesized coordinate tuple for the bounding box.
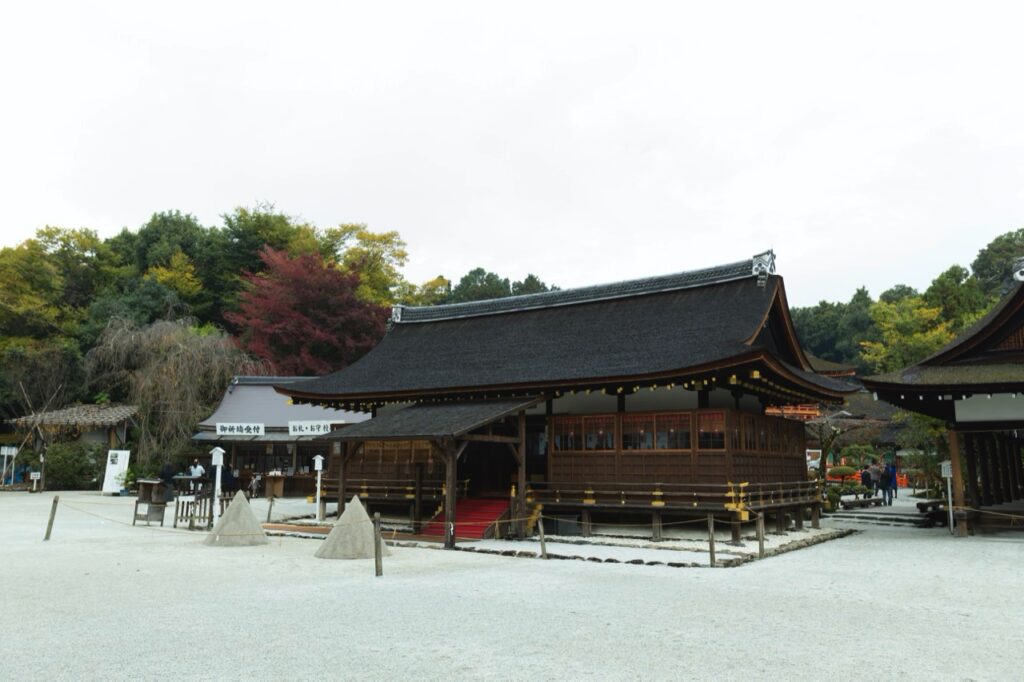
(277, 251, 856, 546)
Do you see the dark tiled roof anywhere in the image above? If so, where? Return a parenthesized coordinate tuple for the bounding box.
(918, 282, 1022, 365)
(11, 404, 138, 429)
(396, 258, 760, 324)
(865, 364, 1024, 388)
(321, 398, 540, 441)
(286, 270, 848, 400)
(805, 354, 856, 376)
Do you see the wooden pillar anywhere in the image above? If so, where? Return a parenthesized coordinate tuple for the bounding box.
(652, 510, 663, 541)
(775, 510, 786, 533)
(979, 434, 994, 506)
(413, 463, 423, 531)
(730, 512, 741, 542)
(965, 433, 981, 506)
(948, 430, 968, 538)
(337, 442, 350, 518)
(794, 507, 804, 530)
(990, 434, 1005, 505)
(581, 508, 592, 537)
(517, 410, 527, 538)
(1000, 434, 1015, 501)
(444, 444, 457, 549)
(1006, 435, 1020, 501)
(545, 398, 554, 482)
(811, 504, 820, 529)
(1015, 437, 1024, 499)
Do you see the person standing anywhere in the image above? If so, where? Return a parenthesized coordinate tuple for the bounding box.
(886, 461, 898, 500)
(860, 465, 872, 498)
(189, 458, 206, 491)
(879, 465, 893, 505)
(868, 460, 882, 497)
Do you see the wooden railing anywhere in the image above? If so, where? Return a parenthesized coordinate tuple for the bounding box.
(527, 480, 820, 513)
(321, 478, 470, 502)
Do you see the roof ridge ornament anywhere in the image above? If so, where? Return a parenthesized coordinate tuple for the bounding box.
(752, 250, 775, 287)
(1013, 257, 1024, 282)
(388, 304, 405, 331)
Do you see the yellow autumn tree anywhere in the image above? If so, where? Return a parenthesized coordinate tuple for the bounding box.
(146, 250, 202, 300)
(860, 296, 955, 373)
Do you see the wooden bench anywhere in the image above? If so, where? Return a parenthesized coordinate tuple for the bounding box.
(916, 499, 946, 514)
(840, 496, 886, 510)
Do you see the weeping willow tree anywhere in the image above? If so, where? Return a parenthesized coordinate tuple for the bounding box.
(86, 319, 265, 464)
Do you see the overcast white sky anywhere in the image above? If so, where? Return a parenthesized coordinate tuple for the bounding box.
(2, 1, 1023, 307)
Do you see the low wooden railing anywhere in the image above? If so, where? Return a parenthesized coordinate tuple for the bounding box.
(321, 477, 470, 501)
(527, 480, 819, 513)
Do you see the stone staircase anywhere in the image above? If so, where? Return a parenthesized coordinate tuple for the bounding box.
(826, 508, 923, 527)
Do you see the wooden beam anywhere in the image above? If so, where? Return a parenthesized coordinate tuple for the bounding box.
(949, 430, 968, 538)
(461, 434, 521, 444)
(965, 433, 981, 506)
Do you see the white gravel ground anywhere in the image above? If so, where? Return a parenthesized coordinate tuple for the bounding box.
(2, 490, 1022, 681)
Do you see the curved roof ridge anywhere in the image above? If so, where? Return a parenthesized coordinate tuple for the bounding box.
(396, 252, 774, 324)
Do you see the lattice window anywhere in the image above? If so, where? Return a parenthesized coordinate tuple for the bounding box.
(622, 414, 655, 450)
(655, 413, 691, 450)
(553, 416, 583, 451)
(995, 326, 1024, 351)
(697, 411, 726, 450)
(584, 415, 616, 450)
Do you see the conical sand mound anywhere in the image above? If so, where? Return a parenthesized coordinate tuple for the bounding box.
(204, 490, 269, 547)
(315, 495, 391, 560)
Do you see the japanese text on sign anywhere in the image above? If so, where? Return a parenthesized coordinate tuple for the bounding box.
(288, 421, 339, 436)
(215, 423, 265, 436)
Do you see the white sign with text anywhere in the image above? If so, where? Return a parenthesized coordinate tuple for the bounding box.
(288, 421, 338, 436)
(102, 450, 131, 494)
(216, 423, 265, 436)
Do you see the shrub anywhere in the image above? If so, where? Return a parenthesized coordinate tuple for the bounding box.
(41, 442, 104, 490)
(827, 465, 857, 478)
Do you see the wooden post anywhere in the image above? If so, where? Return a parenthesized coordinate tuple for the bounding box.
(980, 434, 994, 506)
(537, 516, 548, 559)
(516, 410, 527, 538)
(373, 512, 383, 577)
(794, 507, 804, 530)
(1000, 435, 1015, 501)
(965, 433, 981, 506)
(811, 504, 820, 529)
(652, 510, 662, 541)
(730, 511, 741, 543)
(44, 495, 59, 541)
(1015, 437, 1024, 499)
(413, 463, 423, 531)
(444, 446, 457, 549)
(756, 513, 765, 559)
(775, 510, 786, 534)
(337, 443, 349, 518)
(581, 508, 592, 537)
(266, 496, 274, 524)
(1006, 435, 1021, 500)
(707, 513, 716, 567)
(948, 430, 968, 538)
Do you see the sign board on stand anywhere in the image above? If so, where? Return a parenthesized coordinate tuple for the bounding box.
(313, 454, 325, 521)
(102, 450, 131, 495)
(1, 445, 16, 485)
(940, 459, 954, 533)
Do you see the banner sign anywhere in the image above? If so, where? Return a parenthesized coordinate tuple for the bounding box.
(102, 450, 131, 494)
(288, 421, 339, 436)
(216, 423, 265, 436)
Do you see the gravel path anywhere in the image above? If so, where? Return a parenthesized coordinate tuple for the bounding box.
(2, 490, 1021, 680)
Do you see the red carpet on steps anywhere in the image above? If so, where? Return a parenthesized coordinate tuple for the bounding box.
(420, 498, 510, 539)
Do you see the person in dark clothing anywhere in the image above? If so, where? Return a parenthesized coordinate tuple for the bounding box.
(879, 466, 893, 505)
(860, 465, 871, 498)
(886, 462, 898, 500)
(159, 462, 177, 501)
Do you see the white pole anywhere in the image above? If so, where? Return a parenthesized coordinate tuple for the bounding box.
(316, 469, 323, 522)
(213, 463, 223, 527)
(946, 474, 954, 535)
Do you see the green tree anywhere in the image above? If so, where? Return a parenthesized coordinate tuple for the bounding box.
(450, 268, 512, 302)
(922, 265, 991, 332)
(329, 224, 410, 305)
(860, 296, 954, 373)
(879, 284, 919, 304)
(971, 228, 1024, 297)
(512, 274, 555, 296)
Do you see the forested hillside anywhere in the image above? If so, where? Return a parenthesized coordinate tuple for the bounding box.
(0, 205, 554, 461)
(792, 229, 1024, 376)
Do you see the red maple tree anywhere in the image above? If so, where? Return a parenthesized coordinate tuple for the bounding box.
(225, 247, 389, 375)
